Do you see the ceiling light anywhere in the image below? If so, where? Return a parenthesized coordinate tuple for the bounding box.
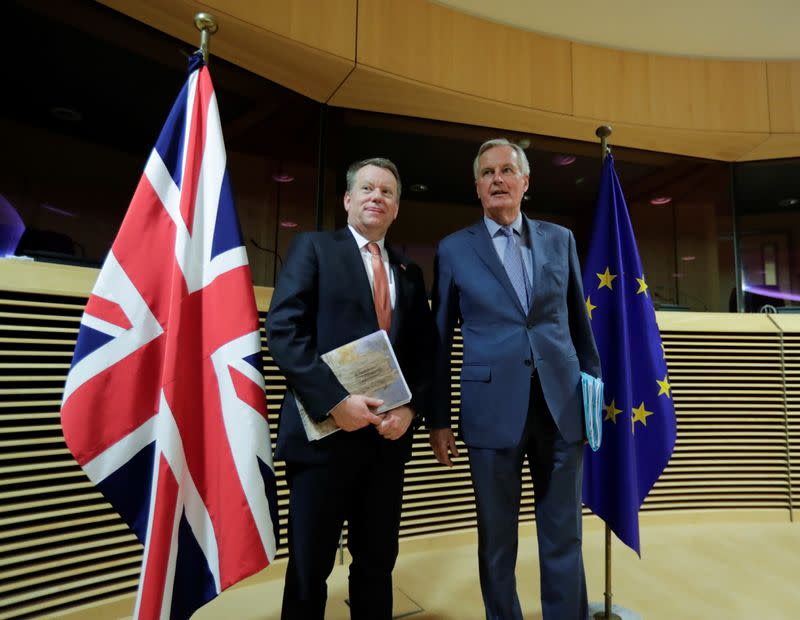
(681, 256, 696, 261)
(778, 198, 800, 208)
(650, 196, 672, 206)
(575, 177, 585, 185)
(279, 220, 298, 229)
(409, 184, 428, 192)
(50, 106, 82, 122)
(272, 173, 294, 183)
(552, 154, 576, 167)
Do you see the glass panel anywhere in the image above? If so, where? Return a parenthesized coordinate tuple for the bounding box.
(734, 158, 800, 312)
(1, 1, 320, 287)
(323, 110, 735, 310)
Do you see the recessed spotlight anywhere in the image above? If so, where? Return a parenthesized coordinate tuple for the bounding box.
(272, 173, 294, 183)
(575, 177, 585, 185)
(552, 154, 576, 167)
(522, 195, 531, 202)
(279, 220, 298, 229)
(409, 184, 428, 192)
(650, 196, 672, 206)
(50, 106, 82, 122)
(778, 198, 800, 208)
(681, 256, 696, 262)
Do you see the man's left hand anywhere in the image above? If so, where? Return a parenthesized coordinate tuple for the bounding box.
(376, 406, 415, 441)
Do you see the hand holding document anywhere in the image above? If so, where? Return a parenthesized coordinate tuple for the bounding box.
(296, 330, 411, 441)
(581, 372, 604, 451)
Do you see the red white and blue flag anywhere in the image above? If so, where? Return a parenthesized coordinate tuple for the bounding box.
(60, 53, 278, 619)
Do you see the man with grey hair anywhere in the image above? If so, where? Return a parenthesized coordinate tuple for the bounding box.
(266, 157, 435, 619)
(429, 139, 600, 619)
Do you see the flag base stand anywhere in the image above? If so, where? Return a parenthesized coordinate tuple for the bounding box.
(589, 602, 642, 620)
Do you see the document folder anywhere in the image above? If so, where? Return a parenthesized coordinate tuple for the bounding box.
(581, 372, 604, 452)
(295, 330, 411, 441)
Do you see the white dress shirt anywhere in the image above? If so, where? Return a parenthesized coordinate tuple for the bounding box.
(348, 225, 397, 309)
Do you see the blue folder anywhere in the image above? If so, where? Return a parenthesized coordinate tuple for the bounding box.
(581, 372, 604, 451)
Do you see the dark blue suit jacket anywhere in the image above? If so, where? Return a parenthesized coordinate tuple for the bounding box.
(431, 216, 600, 447)
(265, 228, 435, 465)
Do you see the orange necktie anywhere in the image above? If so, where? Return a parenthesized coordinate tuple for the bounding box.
(367, 242, 391, 332)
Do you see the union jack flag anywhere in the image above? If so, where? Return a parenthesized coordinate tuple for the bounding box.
(60, 53, 278, 619)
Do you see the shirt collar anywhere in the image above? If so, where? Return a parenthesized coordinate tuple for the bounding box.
(484, 213, 525, 238)
(348, 225, 386, 252)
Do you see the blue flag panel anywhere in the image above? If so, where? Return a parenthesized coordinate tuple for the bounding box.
(581, 154, 677, 555)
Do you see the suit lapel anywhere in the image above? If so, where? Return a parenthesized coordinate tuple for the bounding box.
(526, 215, 546, 319)
(335, 228, 376, 325)
(467, 219, 527, 316)
(386, 244, 406, 342)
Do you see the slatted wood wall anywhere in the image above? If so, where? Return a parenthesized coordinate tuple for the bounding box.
(1, 281, 797, 619)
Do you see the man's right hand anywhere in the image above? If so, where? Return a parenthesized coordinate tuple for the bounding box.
(329, 395, 384, 432)
(429, 428, 459, 467)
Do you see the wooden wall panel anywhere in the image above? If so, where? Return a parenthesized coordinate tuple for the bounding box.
(329, 64, 770, 161)
(739, 133, 800, 161)
(96, 0, 800, 160)
(571, 46, 652, 126)
(572, 44, 771, 133)
(2, 261, 799, 617)
(98, 0, 355, 102)
(782, 334, 800, 515)
(767, 62, 800, 133)
(199, 0, 356, 59)
(356, 0, 572, 114)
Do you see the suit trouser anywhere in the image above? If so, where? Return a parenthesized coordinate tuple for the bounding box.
(467, 373, 587, 620)
(281, 434, 406, 620)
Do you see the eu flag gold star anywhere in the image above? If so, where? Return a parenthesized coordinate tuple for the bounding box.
(604, 400, 622, 423)
(635, 276, 649, 296)
(657, 374, 671, 398)
(596, 267, 617, 290)
(586, 296, 597, 319)
(631, 402, 654, 432)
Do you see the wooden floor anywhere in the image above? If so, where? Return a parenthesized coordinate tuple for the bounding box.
(59, 510, 800, 620)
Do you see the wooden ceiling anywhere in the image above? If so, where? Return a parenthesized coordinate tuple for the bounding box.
(89, 0, 800, 161)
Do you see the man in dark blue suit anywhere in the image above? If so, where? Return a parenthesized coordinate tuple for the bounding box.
(430, 139, 601, 620)
(265, 158, 435, 620)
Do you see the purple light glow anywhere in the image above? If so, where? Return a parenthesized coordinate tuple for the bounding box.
(743, 284, 800, 302)
(552, 154, 576, 167)
(40, 203, 77, 217)
(0, 194, 25, 257)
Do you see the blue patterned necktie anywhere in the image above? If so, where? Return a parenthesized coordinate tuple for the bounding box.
(500, 225, 530, 312)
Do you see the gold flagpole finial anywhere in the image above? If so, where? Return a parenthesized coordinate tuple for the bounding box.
(595, 125, 613, 161)
(194, 13, 218, 65)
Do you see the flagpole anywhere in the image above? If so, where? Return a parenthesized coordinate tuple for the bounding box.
(594, 124, 622, 620)
(194, 12, 218, 64)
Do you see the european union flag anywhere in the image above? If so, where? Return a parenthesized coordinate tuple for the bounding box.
(581, 154, 677, 555)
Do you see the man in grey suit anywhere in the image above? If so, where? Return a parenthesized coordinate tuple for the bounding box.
(429, 138, 601, 620)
